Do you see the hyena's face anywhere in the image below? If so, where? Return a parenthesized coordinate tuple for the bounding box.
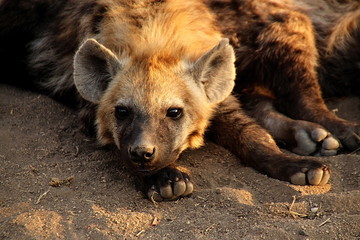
(95, 67, 209, 174)
(73, 38, 235, 175)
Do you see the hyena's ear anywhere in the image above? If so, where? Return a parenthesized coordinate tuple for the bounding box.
(74, 38, 121, 103)
(190, 38, 236, 104)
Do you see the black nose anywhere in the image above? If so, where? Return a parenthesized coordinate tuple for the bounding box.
(129, 146, 156, 162)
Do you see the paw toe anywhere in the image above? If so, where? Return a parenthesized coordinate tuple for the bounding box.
(290, 172, 307, 185)
(182, 178, 194, 196)
(311, 128, 328, 142)
(318, 169, 331, 186)
(322, 137, 340, 150)
(173, 179, 187, 197)
(307, 168, 324, 185)
(312, 129, 341, 155)
(160, 181, 174, 199)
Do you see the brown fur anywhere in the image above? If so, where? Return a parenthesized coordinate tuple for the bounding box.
(207, 0, 360, 152)
(1, 0, 359, 200)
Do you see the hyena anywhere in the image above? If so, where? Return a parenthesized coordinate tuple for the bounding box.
(0, 0, 359, 201)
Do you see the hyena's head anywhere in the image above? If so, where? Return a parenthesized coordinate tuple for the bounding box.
(73, 38, 235, 175)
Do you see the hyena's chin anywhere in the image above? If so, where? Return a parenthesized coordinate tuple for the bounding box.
(126, 161, 176, 177)
(128, 165, 159, 176)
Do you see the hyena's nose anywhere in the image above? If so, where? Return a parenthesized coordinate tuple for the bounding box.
(129, 146, 156, 162)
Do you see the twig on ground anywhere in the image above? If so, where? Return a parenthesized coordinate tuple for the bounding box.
(205, 223, 216, 233)
(74, 146, 79, 156)
(135, 230, 145, 237)
(289, 195, 296, 211)
(35, 188, 50, 204)
(318, 218, 331, 227)
(286, 195, 308, 218)
(150, 193, 158, 208)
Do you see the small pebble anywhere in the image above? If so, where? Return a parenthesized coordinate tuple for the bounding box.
(311, 207, 319, 213)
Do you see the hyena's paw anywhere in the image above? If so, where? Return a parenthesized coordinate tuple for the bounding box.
(289, 121, 340, 156)
(145, 167, 194, 202)
(289, 164, 331, 186)
(277, 158, 331, 186)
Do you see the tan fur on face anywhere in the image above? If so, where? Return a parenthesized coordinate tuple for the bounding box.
(81, 0, 235, 154)
(96, 58, 215, 151)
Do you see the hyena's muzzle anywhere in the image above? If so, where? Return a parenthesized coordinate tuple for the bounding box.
(127, 127, 158, 170)
(119, 119, 181, 176)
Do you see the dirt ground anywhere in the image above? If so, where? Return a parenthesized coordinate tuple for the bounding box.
(0, 84, 359, 240)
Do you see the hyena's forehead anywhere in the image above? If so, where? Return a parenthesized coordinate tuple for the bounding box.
(114, 93, 186, 114)
(108, 64, 192, 113)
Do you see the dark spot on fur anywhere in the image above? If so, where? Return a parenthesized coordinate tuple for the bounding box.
(150, 0, 166, 5)
(79, 100, 97, 136)
(210, 55, 224, 69)
(128, 12, 146, 29)
(91, 5, 107, 34)
(271, 13, 287, 23)
(79, 2, 97, 15)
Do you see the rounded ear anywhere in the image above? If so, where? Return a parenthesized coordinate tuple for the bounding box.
(190, 38, 236, 104)
(73, 38, 122, 103)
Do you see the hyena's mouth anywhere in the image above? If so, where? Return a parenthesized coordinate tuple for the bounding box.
(131, 160, 176, 176)
(126, 160, 160, 175)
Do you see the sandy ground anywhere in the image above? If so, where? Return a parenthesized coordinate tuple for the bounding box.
(0, 84, 359, 240)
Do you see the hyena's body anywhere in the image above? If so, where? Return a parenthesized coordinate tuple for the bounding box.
(1, 0, 359, 201)
(208, 0, 360, 154)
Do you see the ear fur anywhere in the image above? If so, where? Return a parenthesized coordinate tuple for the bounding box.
(191, 38, 236, 104)
(73, 38, 121, 103)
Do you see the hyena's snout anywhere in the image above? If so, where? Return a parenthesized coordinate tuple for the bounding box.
(127, 128, 158, 165)
(128, 145, 156, 163)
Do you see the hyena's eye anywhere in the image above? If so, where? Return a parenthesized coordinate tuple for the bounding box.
(166, 108, 183, 120)
(115, 106, 130, 120)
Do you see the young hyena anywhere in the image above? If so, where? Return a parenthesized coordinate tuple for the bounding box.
(0, 0, 359, 201)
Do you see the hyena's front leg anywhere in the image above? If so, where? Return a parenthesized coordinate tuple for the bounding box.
(143, 166, 194, 202)
(245, 8, 360, 151)
(240, 90, 340, 156)
(209, 95, 330, 186)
